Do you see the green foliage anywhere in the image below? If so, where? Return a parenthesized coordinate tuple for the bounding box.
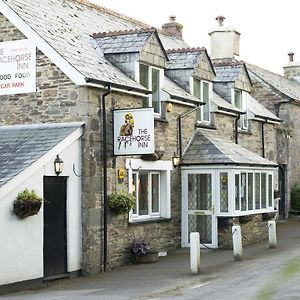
(16, 188, 42, 202)
(108, 191, 135, 214)
(291, 185, 300, 211)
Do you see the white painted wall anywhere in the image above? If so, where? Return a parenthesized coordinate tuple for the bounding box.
(0, 138, 82, 285)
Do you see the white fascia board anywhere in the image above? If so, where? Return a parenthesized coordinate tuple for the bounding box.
(0, 1, 86, 85)
(126, 158, 172, 171)
(0, 126, 83, 199)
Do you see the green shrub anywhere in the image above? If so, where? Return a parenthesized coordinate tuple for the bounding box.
(291, 185, 300, 211)
(108, 191, 135, 214)
(16, 188, 42, 202)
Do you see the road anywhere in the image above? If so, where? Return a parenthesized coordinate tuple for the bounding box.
(2, 219, 300, 300)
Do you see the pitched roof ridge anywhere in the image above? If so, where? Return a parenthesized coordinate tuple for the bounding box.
(73, 0, 151, 29)
(166, 47, 206, 54)
(92, 27, 156, 39)
(213, 60, 244, 67)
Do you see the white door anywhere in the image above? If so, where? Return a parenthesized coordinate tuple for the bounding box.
(182, 170, 217, 248)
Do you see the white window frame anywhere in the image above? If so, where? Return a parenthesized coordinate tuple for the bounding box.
(234, 170, 274, 214)
(136, 62, 164, 117)
(182, 165, 275, 217)
(191, 77, 212, 124)
(131, 171, 160, 217)
(231, 88, 248, 130)
(126, 159, 172, 222)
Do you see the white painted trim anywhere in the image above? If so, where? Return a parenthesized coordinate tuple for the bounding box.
(0, 1, 86, 85)
(0, 127, 83, 199)
(125, 158, 172, 171)
(126, 159, 172, 222)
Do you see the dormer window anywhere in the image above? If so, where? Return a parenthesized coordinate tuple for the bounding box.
(233, 89, 248, 130)
(139, 63, 163, 115)
(192, 78, 212, 123)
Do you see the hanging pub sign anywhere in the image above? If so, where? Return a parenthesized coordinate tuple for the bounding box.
(113, 108, 154, 155)
(0, 39, 36, 96)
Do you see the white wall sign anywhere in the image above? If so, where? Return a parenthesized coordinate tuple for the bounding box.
(0, 39, 36, 96)
(114, 108, 154, 155)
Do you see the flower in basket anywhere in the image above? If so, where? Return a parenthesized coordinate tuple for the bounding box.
(131, 240, 150, 256)
(13, 188, 43, 219)
(108, 191, 135, 214)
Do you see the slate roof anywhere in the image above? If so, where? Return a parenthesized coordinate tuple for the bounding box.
(2, 0, 193, 95)
(1, 0, 153, 92)
(163, 76, 201, 103)
(248, 94, 281, 122)
(182, 129, 277, 166)
(0, 122, 82, 187)
(166, 48, 206, 70)
(158, 33, 190, 51)
(93, 30, 154, 55)
(211, 91, 242, 113)
(247, 63, 300, 102)
(213, 64, 244, 83)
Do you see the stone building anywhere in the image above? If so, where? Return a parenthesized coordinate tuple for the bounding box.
(208, 16, 300, 219)
(0, 0, 280, 291)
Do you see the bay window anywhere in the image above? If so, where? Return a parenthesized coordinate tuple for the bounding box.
(235, 170, 274, 213)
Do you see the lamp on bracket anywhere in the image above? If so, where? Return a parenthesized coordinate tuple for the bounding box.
(172, 152, 180, 167)
(54, 155, 64, 176)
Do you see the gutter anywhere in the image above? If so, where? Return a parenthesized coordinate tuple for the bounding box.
(85, 77, 151, 96)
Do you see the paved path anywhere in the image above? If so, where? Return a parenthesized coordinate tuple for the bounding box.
(2, 218, 300, 299)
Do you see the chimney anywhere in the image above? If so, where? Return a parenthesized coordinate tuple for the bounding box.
(209, 16, 241, 59)
(161, 15, 183, 40)
(283, 53, 300, 81)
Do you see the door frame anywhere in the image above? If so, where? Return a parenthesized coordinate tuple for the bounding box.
(181, 169, 218, 248)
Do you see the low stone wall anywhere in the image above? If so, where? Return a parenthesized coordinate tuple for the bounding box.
(218, 213, 275, 249)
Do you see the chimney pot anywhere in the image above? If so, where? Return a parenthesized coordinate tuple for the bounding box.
(169, 15, 176, 22)
(216, 15, 225, 26)
(288, 52, 295, 62)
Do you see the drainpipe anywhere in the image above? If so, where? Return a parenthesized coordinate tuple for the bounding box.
(261, 119, 268, 158)
(178, 105, 202, 161)
(234, 114, 241, 144)
(234, 112, 246, 144)
(100, 84, 111, 272)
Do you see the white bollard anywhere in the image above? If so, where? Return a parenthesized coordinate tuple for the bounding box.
(268, 220, 277, 248)
(232, 225, 243, 261)
(190, 232, 200, 274)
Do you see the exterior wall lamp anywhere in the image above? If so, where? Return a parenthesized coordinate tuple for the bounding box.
(172, 152, 180, 167)
(54, 155, 64, 176)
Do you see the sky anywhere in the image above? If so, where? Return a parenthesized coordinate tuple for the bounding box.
(90, 0, 300, 75)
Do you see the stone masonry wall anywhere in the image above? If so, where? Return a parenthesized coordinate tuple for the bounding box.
(218, 214, 271, 249)
(105, 96, 197, 268)
(0, 14, 104, 275)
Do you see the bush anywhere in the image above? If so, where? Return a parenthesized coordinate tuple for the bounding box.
(291, 185, 300, 211)
(108, 191, 135, 214)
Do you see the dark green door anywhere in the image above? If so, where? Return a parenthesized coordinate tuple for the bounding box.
(43, 176, 67, 278)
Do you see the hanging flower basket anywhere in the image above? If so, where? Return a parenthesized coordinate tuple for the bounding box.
(13, 188, 42, 219)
